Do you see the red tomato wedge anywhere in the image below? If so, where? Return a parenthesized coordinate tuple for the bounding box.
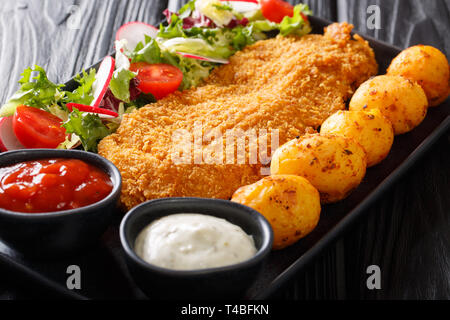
(12, 105, 66, 149)
(260, 0, 294, 23)
(129, 63, 183, 100)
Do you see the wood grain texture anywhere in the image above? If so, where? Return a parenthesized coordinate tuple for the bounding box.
(338, 0, 450, 54)
(343, 134, 450, 299)
(0, 0, 449, 300)
(338, 0, 450, 300)
(284, 0, 450, 300)
(0, 0, 168, 101)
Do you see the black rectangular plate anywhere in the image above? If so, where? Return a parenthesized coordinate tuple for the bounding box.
(0, 16, 449, 300)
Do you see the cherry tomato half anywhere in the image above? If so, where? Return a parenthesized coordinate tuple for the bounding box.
(260, 0, 294, 23)
(129, 62, 183, 100)
(13, 105, 66, 149)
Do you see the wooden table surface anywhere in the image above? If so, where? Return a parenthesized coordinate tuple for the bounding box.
(0, 0, 449, 300)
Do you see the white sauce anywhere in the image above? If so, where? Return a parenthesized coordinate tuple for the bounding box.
(134, 213, 257, 270)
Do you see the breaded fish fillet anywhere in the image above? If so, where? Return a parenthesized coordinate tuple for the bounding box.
(98, 23, 378, 210)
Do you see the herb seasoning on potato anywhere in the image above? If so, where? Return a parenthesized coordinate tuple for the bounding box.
(270, 134, 367, 203)
(321, 109, 394, 167)
(387, 45, 450, 107)
(349, 75, 428, 135)
(232, 175, 321, 250)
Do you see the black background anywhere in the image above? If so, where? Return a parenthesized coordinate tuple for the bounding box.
(0, 0, 449, 300)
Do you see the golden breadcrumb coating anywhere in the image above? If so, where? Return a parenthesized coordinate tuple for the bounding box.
(98, 23, 378, 210)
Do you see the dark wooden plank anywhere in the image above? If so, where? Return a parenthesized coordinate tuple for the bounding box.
(280, 0, 450, 300)
(342, 133, 450, 299)
(289, 0, 337, 21)
(336, 0, 450, 300)
(337, 0, 450, 53)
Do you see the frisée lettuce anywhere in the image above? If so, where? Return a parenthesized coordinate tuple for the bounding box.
(0, 66, 64, 117)
(0, 66, 97, 118)
(65, 69, 97, 105)
(0, 65, 113, 152)
(62, 108, 110, 153)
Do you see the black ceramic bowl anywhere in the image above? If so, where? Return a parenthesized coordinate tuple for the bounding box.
(0, 149, 122, 257)
(120, 197, 273, 300)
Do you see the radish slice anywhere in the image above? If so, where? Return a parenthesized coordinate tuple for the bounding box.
(177, 52, 229, 64)
(91, 56, 115, 108)
(221, 0, 259, 12)
(67, 103, 119, 119)
(0, 117, 25, 152)
(115, 22, 159, 52)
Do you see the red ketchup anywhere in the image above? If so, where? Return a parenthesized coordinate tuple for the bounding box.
(0, 159, 113, 213)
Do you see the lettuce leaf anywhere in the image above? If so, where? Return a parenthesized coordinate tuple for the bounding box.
(158, 13, 186, 39)
(195, 0, 234, 27)
(130, 36, 162, 64)
(64, 69, 96, 105)
(62, 108, 111, 152)
(161, 37, 233, 59)
(177, 56, 215, 90)
(57, 133, 81, 150)
(178, 0, 196, 19)
(0, 65, 100, 118)
(0, 65, 64, 117)
(109, 68, 137, 103)
(279, 4, 312, 36)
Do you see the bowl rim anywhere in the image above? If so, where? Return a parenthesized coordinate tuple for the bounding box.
(0, 148, 122, 219)
(120, 197, 274, 277)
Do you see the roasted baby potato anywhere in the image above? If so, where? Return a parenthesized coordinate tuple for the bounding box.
(270, 134, 367, 204)
(349, 75, 428, 135)
(387, 45, 450, 107)
(320, 109, 394, 167)
(232, 175, 321, 250)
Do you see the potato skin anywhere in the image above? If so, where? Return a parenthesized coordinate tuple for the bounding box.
(320, 109, 394, 167)
(270, 134, 367, 204)
(349, 75, 428, 135)
(232, 175, 321, 250)
(387, 45, 450, 107)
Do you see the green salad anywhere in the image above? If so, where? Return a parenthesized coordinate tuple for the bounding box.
(0, 0, 312, 152)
